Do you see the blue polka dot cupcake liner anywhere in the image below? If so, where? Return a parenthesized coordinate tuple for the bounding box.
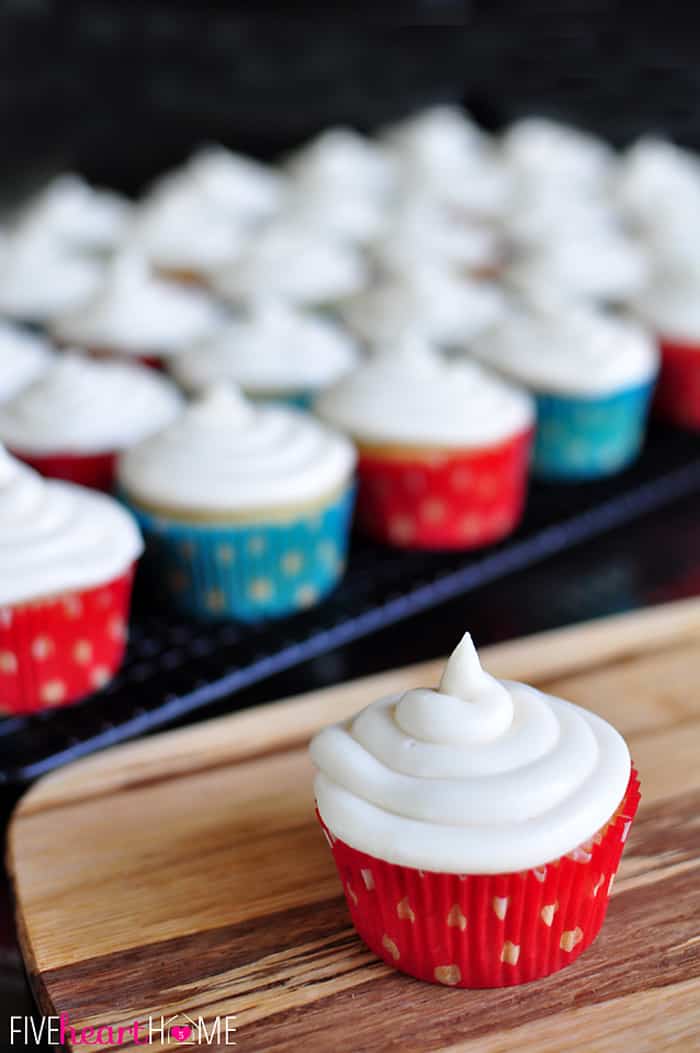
(123, 484, 356, 622)
(533, 380, 656, 482)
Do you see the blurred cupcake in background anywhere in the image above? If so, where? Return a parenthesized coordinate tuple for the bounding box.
(502, 117, 614, 192)
(339, 262, 507, 349)
(281, 128, 396, 244)
(12, 173, 131, 254)
(0, 322, 54, 403)
(615, 137, 700, 238)
(170, 299, 359, 407)
(50, 251, 222, 367)
(0, 220, 105, 325)
(471, 302, 658, 480)
(117, 384, 356, 622)
(212, 220, 368, 308)
(0, 352, 182, 490)
(315, 336, 533, 550)
(0, 446, 142, 714)
(381, 105, 512, 219)
(632, 264, 700, 430)
(185, 144, 286, 223)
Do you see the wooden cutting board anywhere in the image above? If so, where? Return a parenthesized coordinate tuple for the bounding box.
(8, 599, 700, 1053)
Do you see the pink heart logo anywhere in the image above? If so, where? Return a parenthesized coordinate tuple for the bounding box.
(170, 1025, 192, 1042)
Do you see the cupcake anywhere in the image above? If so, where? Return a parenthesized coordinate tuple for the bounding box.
(50, 251, 222, 367)
(502, 117, 614, 191)
(117, 384, 356, 621)
(311, 632, 639, 988)
(0, 447, 142, 714)
(212, 221, 368, 308)
(471, 302, 658, 481)
(0, 322, 54, 403)
(314, 338, 533, 550)
(381, 106, 512, 219)
(0, 352, 182, 490)
(632, 265, 700, 430)
(131, 176, 249, 285)
(0, 222, 104, 324)
(186, 145, 286, 223)
(282, 128, 395, 244)
(169, 300, 359, 407)
(14, 174, 131, 254)
(615, 137, 700, 233)
(338, 264, 508, 349)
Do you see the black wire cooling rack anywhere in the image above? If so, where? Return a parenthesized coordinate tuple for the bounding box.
(1, 422, 699, 785)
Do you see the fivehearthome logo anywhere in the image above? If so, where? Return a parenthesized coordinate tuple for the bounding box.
(10, 1012, 237, 1046)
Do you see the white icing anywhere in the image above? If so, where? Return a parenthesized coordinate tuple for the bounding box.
(50, 251, 222, 355)
(280, 184, 387, 244)
(502, 117, 614, 188)
(0, 352, 183, 454)
(633, 267, 700, 344)
(0, 324, 54, 402)
(212, 222, 368, 306)
(187, 145, 286, 220)
(170, 301, 359, 395)
(314, 336, 533, 446)
(616, 138, 700, 225)
(504, 183, 620, 248)
(311, 633, 631, 873)
(0, 446, 143, 606)
(339, 264, 508, 346)
(16, 174, 131, 251)
(285, 127, 396, 197)
(131, 177, 249, 273)
(471, 303, 658, 396)
(117, 383, 356, 513)
(0, 224, 105, 322)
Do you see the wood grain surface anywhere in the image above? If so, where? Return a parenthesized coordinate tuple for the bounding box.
(8, 598, 700, 1052)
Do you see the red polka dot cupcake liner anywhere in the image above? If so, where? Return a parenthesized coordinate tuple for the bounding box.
(355, 428, 533, 550)
(318, 767, 639, 989)
(0, 565, 135, 715)
(9, 448, 118, 492)
(654, 339, 700, 430)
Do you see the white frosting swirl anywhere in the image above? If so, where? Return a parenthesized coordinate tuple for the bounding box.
(0, 446, 143, 606)
(312, 633, 631, 873)
(187, 146, 286, 220)
(16, 174, 131, 251)
(117, 384, 356, 514)
(0, 224, 105, 322)
(339, 264, 508, 346)
(170, 301, 359, 395)
(502, 117, 614, 189)
(616, 137, 700, 226)
(285, 127, 396, 197)
(471, 303, 658, 396)
(0, 352, 183, 454)
(212, 222, 368, 306)
(633, 266, 700, 343)
(314, 337, 533, 446)
(0, 323, 55, 402)
(50, 252, 222, 355)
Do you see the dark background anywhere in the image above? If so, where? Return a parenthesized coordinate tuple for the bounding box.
(3, 1, 700, 196)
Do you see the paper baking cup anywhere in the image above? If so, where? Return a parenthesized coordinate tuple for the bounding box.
(247, 389, 315, 410)
(123, 484, 355, 622)
(319, 768, 639, 989)
(9, 448, 117, 491)
(533, 381, 655, 481)
(355, 429, 532, 550)
(0, 565, 135, 715)
(654, 339, 700, 430)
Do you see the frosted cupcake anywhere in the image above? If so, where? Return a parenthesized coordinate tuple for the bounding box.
(338, 264, 507, 349)
(311, 632, 640, 988)
(632, 265, 700, 430)
(0, 323, 54, 403)
(314, 338, 533, 550)
(212, 221, 368, 308)
(471, 303, 658, 480)
(0, 353, 182, 490)
(50, 252, 222, 367)
(117, 385, 356, 621)
(170, 300, 359, 407)
(15, 174, 131, 253)
(381, 106, 512, 218)
(0, 447, 142, 714)
(502, 117, 614, 191)
(0, 223, 104, 324)
(186, 145, 286, 223)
